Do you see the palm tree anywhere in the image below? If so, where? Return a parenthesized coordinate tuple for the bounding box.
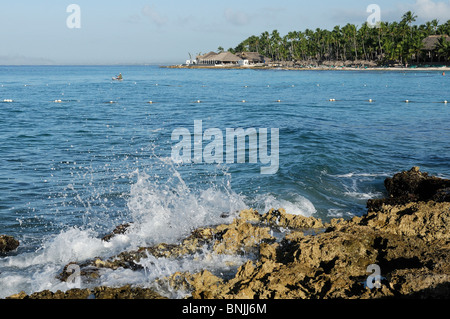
(436, 36, 450, 61)
(430, 19, 439, 35)
(331, 26, 342, 60)
(270, 30, 282, 61)
(230, 12, 449, 66)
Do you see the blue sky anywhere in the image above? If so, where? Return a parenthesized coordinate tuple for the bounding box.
(0, 0, 449, 64)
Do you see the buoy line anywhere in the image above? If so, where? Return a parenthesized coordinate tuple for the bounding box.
(2, 96, 448, 105)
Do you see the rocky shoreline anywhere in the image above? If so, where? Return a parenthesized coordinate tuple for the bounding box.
(163, 64, 450, 72)
(5, 167, 450, 299)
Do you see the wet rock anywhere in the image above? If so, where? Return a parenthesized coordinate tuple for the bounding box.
(7, 286, 167, 299)
(385, 166, 450, 200)
(57, 261, 101, 283)
(101, 223, 132, 241)
(367, 166, 450, 211)
(169, 219, 449, 299)
(238, 208, 262, 222)
(0, 235, 19, 254)
(261, 208, 326, 229)
(333, 201, 450, 242)
(433, 188, 450, 202)
(160, 168, 450, 299)
(91, 285, 167, 299)
(212, 219, 275, 255)
(165, 270, 224, 299)
(21, 167, 450, 299)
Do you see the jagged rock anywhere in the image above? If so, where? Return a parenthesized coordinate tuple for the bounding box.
(261, 208, 326, 229)
(101, 223, 132, 241)
(57, 261, 101, 283)
(165, 270, 224, 299)
(367, 166, 450, 211)
(0, 235, 19, 253)
(158, 168, 450, 299)
(7, 285, 167, 299)
(332, 201, 450, 242)
(212, 219, 275, 255)
(167, 219, 450, 299)
(16, 167, 450, 299)
(385, 166, 450, 200)
(238, 209, 262, 222)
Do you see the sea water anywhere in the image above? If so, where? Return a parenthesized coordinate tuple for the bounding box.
(0, 65, 449, 298)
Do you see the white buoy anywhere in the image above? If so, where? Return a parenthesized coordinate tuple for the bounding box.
(405, 100, 409, 103)
(196, 100, 201, 103)
(148, 101, 153, 104)
(242, 100, 246, 103)
(444, 100, 448, 104)
(276, 99, 281, 103)
(329, 98, 336, 102)
(368, 99, 373, 103)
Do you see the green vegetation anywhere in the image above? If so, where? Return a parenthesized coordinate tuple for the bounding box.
(227, 12, 450, 65)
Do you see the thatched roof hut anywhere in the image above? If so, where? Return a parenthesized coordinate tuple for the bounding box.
(235, 52, 265, 63)
(422, 35, 450, 51)
(213, 52, 241, 63)
(197, 51, 240, 64)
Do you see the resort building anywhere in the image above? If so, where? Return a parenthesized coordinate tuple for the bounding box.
(196, 51, 218, 65)
(422, 35, 450, 63)
(235, 52, 266, 64)
(197, 51, 241, 65)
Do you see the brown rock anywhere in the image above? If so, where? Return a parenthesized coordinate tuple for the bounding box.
(212, 219, 275, 255)
(262, 208, 325, 229)
(33, 168, 450, 300)
(384, 166, 450, 200)
(101, 223, 132, 241)
(7, 286, 166, 299)
(0, 235, 19, 253)
(239, 209, 262, 222)
(368, 167, 450, 211)
(334, 201, 450, 242)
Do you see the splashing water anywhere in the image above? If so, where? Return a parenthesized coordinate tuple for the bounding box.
(0, 160, 250, 298)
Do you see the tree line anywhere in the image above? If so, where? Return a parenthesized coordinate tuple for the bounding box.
(226, 12, 450, 65)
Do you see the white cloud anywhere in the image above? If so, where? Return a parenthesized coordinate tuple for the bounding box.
(224, 8, 251, 26)
(401, 0, 450, 22)
(141, 5, 168, 26)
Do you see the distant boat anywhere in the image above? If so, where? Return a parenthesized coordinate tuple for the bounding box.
(112, 73, 123, 81)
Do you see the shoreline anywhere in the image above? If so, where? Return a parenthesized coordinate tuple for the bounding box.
(5, 166, 450, 300)
(162, 64, 450, 72)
